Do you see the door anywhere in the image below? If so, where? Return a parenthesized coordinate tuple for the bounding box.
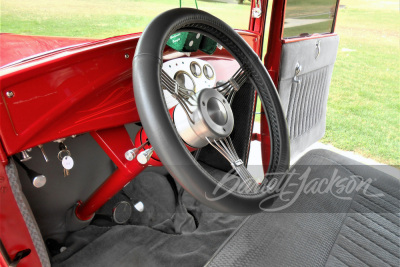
(264, 0, 340, 160)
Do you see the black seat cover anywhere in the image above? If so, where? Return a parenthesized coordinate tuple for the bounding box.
(206, 149, 400, 267)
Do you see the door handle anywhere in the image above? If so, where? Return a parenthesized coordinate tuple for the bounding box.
(316, 40, 321, 59)
(293, 63, 302, 84)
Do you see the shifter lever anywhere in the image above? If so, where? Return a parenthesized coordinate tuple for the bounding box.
(137, 147, 154, 165)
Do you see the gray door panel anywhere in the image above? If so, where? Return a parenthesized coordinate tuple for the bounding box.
(278, 35, 339, 158)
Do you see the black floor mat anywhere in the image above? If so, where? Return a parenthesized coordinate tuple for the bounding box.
(52, 171, 245, 266)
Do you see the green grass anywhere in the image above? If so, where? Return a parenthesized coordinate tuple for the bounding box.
(1, 0, 399, 165)
(321, 0, 400, 165)
(0, 0, 251, 38)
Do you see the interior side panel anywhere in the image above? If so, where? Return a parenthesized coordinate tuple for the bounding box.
(16, 123, 141, 242)
(278, 35, 339, 158)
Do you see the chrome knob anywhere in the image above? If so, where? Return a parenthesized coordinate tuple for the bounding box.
(125, 141, 149, 161)
(31, 173, 47, 188)
(125, 148, 139, 161)
(25, 168, 46, 188)
(137, 147, 154, 165)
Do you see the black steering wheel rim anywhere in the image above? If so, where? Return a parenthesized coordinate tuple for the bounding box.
(133, 8, 289, 214)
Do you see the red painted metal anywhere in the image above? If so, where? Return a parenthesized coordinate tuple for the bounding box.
(75, 105, 204, 220)
(249, 0, 269, 56)
(0, 162, 41, 267)
(75, 126, 147, 220)
(90, 126, 139, 170)
(0, 28, 261, 256)
(238, 30, 262, 56)
(75, 166, 145, 221)
(0, 31, 259, 157)
(251, 133, 262, 142)
(0, 34, 142, 156)
(75, 121, 199, 220)
(0, 254, 7, 267)
(264, 0, 285, 86)
(0, 34, 96, 67)
(0, 140, 8, 165)
(260, 0, 286, 173)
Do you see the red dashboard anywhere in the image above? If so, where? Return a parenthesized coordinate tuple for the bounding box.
(0, 31, 261, 157)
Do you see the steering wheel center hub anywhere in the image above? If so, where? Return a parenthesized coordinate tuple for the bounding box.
(207, 97, 228, 125)
(174, 89, 234, 148)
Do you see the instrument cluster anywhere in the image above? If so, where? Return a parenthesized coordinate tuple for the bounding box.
(162, 58, 216, 109)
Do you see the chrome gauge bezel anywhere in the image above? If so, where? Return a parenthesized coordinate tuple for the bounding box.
(162, 58, 216, 109)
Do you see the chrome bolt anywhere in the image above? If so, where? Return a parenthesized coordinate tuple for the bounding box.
(6, 91, 14, 98)
(124, 54, 130, 59)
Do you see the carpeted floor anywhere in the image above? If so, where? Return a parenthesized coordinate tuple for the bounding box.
(52, 171, 245, 267)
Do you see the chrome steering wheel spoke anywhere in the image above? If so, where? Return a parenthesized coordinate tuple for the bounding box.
(206, 136, 259, 192)
(214, 66, 249, 103)
(161, 69, 197, 123)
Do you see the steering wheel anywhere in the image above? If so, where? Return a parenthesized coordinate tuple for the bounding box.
(133, 8, 289, 214)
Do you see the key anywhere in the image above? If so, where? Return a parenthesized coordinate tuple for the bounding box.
(57, 143, 74, 177)
(62, 155, 74, 177)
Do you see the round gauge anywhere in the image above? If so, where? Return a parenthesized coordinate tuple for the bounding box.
(174, 71, 196, 91)
(203, 64, 214, 80)
(190, 61, 202, 77)
(162, 58, 216, 109)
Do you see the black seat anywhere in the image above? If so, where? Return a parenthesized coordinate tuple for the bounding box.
(206, 149, 400, 267)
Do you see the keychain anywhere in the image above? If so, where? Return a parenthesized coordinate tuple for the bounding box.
(57, 143, 74, 177)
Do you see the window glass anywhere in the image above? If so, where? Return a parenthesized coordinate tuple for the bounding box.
(1, 0, 251, 38)
(283, 0, 337, 38)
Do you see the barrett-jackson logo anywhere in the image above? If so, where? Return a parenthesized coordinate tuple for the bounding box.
(205, 167, 384, 211)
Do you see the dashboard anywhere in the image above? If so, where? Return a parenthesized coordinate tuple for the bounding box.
(0, 31, 258, 156)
